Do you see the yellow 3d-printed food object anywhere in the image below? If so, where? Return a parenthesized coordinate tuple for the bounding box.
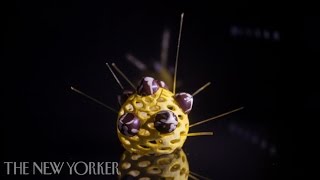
(71, 13, 243, 159)
(117, 84, 190, 155)
(119, 149, 189, 179)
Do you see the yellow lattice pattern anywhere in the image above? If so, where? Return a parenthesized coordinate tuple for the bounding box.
(118, 149, 189, 180)
(117, 88, 189, 155)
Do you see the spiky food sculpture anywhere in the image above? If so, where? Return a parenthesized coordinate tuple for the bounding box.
(118, 149, 189, 180)
(71, 13, 243, 157)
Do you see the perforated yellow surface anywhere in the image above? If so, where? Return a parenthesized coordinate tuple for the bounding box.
(117, 88, 189, 155)
(119, 149, 189, 179)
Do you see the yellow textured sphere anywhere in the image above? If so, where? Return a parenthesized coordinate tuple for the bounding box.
(118, 149, 189, 179)
(117, 87, 189, 155)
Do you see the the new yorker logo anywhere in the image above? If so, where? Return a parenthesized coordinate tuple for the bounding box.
(3, 161, 119, 175)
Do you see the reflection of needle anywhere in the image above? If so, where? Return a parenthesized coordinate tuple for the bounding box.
(125, 53, 147, 71)
(160, 29, 170, 68)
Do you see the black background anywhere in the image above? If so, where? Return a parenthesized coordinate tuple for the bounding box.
(3, 1, 316, 179)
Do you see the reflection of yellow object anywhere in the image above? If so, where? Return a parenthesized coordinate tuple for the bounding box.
(119, 149, 189, 180)
(117, 88, 189, 155)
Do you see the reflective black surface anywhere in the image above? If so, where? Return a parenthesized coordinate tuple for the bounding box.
(4, 1, 312, 179)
